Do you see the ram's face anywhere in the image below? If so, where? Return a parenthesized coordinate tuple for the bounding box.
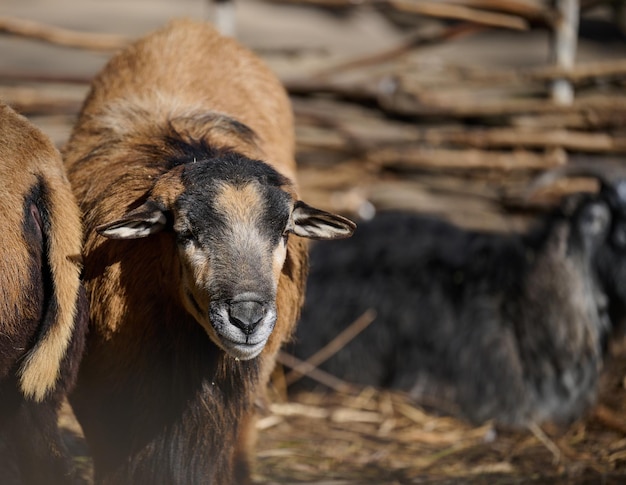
(591, 193, 626, 317)
(604, 210, 626, 313)
(97, 153, 356, 360)
(570, 188, 626, 328)
(172, 170, 292, 360)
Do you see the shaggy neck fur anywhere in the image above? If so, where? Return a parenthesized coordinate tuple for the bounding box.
(71, 231, 261, 484)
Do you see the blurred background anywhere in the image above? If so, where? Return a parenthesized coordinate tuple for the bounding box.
(3, 0, 626, 483)
(4, 0, 626, 230)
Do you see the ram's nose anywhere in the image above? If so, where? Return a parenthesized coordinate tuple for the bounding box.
(228, 300, 267, 335)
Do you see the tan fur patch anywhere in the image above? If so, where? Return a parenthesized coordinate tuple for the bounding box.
(216, 184, 278, 290)
(179, 243, 215, 336)
(272, 241, 287, 283)
(151, 166, 186, 207)
(19, 164, 83, 402)
(0, 103, 83, 402)
(216, 182, 264, 227)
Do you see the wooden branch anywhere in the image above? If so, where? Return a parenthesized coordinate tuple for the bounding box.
(511, 111, 626, 130)
(295, 100, 626, 153)
(0, 86, 85, 115)
(409, 127, 626, 153)
(591, 404, 626, 435)
(387, 0, 529, 30)
(528, 423, 562, 465)
(0, 71, 92, 85)
(443, 0, 548, 20)
(448, 59, 626, 85)
(276, 352, 359, 394)
(307, 22, 482, 80)
(285, 310, 377, 386)
(550, 0, 580, 105)
(0, 15, 129, 51)
(367, 146, 568, 171)
(380, 88, 626, 118)
(285, 75, 379, 102)
(267, 0, 533, 29)
(364, 180, 519, 231)
(264, 0, 360, 7)
(287, 59, 626, 108)
(289, 72, 626, 119)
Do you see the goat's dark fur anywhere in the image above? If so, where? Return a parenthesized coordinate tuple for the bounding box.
(291, 196, 623, 426)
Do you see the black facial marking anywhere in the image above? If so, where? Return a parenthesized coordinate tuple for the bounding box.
(166, 150, 294, 307)
(180, 150, 291, 188)
(177, 151, 293, 245)
(259, 182, 292, 246)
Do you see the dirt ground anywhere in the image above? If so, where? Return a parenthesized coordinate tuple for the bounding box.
(4, 0, 626, 483)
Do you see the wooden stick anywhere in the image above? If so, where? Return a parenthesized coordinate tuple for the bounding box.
(276, 352, 359, 393)
(0, 86, 84, 115)
(443, 0, 549, 21)
(367, 146, 568, 171)
(306, 23, 483, 80)
(387, 0, 529, 30)
(287, 74, 626, 119)
(285, 309, 377, 386)
(20, 47, 564, 90)
(550, 0, 580, 105)
(286, 59, 626, 101)
(268, 0, 533, 29)
(591, 404, 626, 435)
(528, 423, 562, 465)
(295, 105, 626, 153)
(443, 59, 626, 85)
(404, 127, 626, 153)
(0, 71, 92, 85)
(0, 15, 129, 51)
(380, 87, 626, 118)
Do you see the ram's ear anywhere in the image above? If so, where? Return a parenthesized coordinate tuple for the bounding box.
(96, 201, 168, 239)
(288, 201, 356, 240)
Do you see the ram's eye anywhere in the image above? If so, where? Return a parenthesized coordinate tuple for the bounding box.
(177, 230, 195, 243)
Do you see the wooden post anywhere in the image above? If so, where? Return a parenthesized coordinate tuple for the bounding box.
(551, 0, 580, 105)
(208, 0, 236, 37)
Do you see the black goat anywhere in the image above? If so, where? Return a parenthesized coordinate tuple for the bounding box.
(291, 166, 626, 427)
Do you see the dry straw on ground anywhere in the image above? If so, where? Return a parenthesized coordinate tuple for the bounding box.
(255, 383, 626, 484)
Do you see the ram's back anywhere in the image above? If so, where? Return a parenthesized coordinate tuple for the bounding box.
(64, 19, 296, 212)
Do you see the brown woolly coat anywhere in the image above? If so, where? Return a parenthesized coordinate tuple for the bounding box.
(63, 19, 308, 485)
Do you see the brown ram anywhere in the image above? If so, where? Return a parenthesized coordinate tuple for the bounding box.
(63, 19, 355, 485)
(0, 101, 87, 484)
